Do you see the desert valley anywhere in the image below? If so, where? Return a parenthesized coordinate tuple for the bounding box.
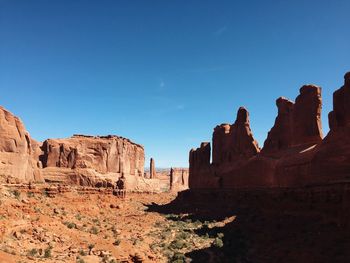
(0, 72, 349, 262)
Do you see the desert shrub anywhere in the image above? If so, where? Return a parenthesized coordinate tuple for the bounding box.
(44, 246, 52, 258)
(28, 248, 38, 257)
(213, 237, 224, 248)
(169, 239, 186, 250)
(75, 214, 82, 221)
(176, 231, 190, 240)
(170, 252, 186, 263)
(90, 226, 99, 234)
(113, 239, 121, 246)
(27, 192, 35, 198)
(79, 249, 87, 256)
(64, 221, 77, 229)
(12, 190, 20, 199)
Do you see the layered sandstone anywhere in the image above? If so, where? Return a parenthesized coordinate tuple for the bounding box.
(0, 107, 43, 183)
(39, 134, 145, 188)
(40, 135, 144, 176)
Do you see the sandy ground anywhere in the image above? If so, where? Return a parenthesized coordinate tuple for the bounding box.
(0, 185, 224, 263)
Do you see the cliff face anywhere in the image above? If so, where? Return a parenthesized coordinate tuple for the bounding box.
(212, 107, 260, 169)
(170, 168, 189, 191)
(263, 85, 322, 154)
(40, 135, 144, 176)
(0, 106, 146, 188)
(38, 135, 145, 188)
(309, 72, 350, 181)
(0, 107, 43, 183)
(189, 72, 350, 189)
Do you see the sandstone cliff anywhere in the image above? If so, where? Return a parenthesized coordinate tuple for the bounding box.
(189, 72, 349, 189)
(39, 135, 145, 188)
(170, 168, 189, 191)
(0, 107, 43, 183)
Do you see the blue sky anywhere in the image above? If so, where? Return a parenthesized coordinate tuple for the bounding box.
(0, 0, 349, 167)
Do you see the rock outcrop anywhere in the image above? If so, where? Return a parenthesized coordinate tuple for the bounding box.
(170, 168, 189, 191)
(39, 135, 145, 188)
(40, 135, 144, 176)
(189, 72, 350, 189)
(309, 72, 350, 182)
(0, 107, 43, 183)
(150, 158, 156, 179)
(263, 85, 322, 154)
(189, 142, 213, 188)
(212, 107, 260, 169)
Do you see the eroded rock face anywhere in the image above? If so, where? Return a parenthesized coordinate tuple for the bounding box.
(0, 107, 43, 183)
(189, 142, 213, 188)
(309, 72, 350, 182)
(212, 107, 260, 168)
(40, 135, 145, 177)
(263, 85, 322, 154)
(189, 82, 327, 189)
(170, 168, 189, 191)
(150, 158, 156, 179)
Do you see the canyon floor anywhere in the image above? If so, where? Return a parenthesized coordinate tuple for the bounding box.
(1, 184, 349, 263)
(0, 185, 230, 263)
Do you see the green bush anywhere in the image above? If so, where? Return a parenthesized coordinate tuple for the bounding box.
(213, 237, 224, 248)
(28, 248, 38, 257)
(169, 239, 186, 250)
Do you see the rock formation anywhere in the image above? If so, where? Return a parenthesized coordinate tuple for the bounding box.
(309, 72, 350, 182)
(170, 168, 189, 191)
(189, 72, 350, 189)
(189, 142, 213, 188)
(40, 135, 144, 176)
(212, 107, 260, 169)
(39, 135, 145, 187)
(263, 85, 322, 154)
(0, 107, 43, 183)
(150, 158, 156, 179)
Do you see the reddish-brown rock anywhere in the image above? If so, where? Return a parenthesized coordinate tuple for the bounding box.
(39, 134, 145, 187)
(150, 158, 156, 179)
(0, 107, 43, 183)
(189, 142, 214, 188)
(212, 107, 260, 169)
(189, 83, 325, 189)
(309, 72, 350, 182)
(263, 85, 322, 154)
(170, 168, 189, 191)
(41, 135, 144, 176)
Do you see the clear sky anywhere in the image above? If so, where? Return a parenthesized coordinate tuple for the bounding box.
(0, 0, 349, 168)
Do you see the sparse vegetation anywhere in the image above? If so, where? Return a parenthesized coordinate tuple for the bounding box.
(90, 226, 99, 234)
(28, 248, 38, 257)
(213, 237, 224, 248)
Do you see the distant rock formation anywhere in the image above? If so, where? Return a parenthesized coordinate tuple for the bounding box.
(170, 168, 189, 191)
(189, 72, 350, 189)
(40, 135, 144, 176)
(0, 107, 43, 183)
(150, 158, 156, 179)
